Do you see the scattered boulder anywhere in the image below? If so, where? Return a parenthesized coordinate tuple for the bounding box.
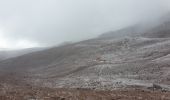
(147, 83, 163, 91)
(153, 84, 162, 90)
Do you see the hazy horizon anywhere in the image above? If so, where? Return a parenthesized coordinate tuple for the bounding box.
(0, 0, 170, 49)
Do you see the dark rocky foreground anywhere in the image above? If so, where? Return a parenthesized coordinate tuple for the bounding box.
(1, 84, 170, 100)
(0, 67, 170, 100)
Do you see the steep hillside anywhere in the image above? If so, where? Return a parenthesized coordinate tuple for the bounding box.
(143, 21, 170, 38)
(0, 14, 170, 91)
(0, 37, 170, 90)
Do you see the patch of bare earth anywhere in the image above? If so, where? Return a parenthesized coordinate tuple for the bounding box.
(0, 84, 170, 100)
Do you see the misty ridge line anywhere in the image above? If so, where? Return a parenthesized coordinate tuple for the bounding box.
(0, 0, 170, 49)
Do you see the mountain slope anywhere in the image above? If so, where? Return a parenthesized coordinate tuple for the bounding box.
(0, 15, 170, 89)
(0, 38, 170, 89)
(143, 21, 170, 38)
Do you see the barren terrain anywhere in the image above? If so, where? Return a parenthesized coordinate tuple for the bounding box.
(1, 15, 170, 99)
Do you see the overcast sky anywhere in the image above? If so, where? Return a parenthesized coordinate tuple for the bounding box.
(0, 0, 170, 49)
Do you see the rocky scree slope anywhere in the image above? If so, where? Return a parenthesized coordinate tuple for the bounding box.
(0, 16, 170, 90)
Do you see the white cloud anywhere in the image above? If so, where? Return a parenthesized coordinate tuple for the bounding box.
(0, 29, 40, 49)
(14, 40, 40, 49)
(0, 0, 170, 49)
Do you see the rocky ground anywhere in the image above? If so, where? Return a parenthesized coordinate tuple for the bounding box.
(1, 14, 170, 99)
(0, 37, 170, 100)
(0, 84, 170, 100)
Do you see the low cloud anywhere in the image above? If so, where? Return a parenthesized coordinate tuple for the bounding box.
(0, 0, 170, 49)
